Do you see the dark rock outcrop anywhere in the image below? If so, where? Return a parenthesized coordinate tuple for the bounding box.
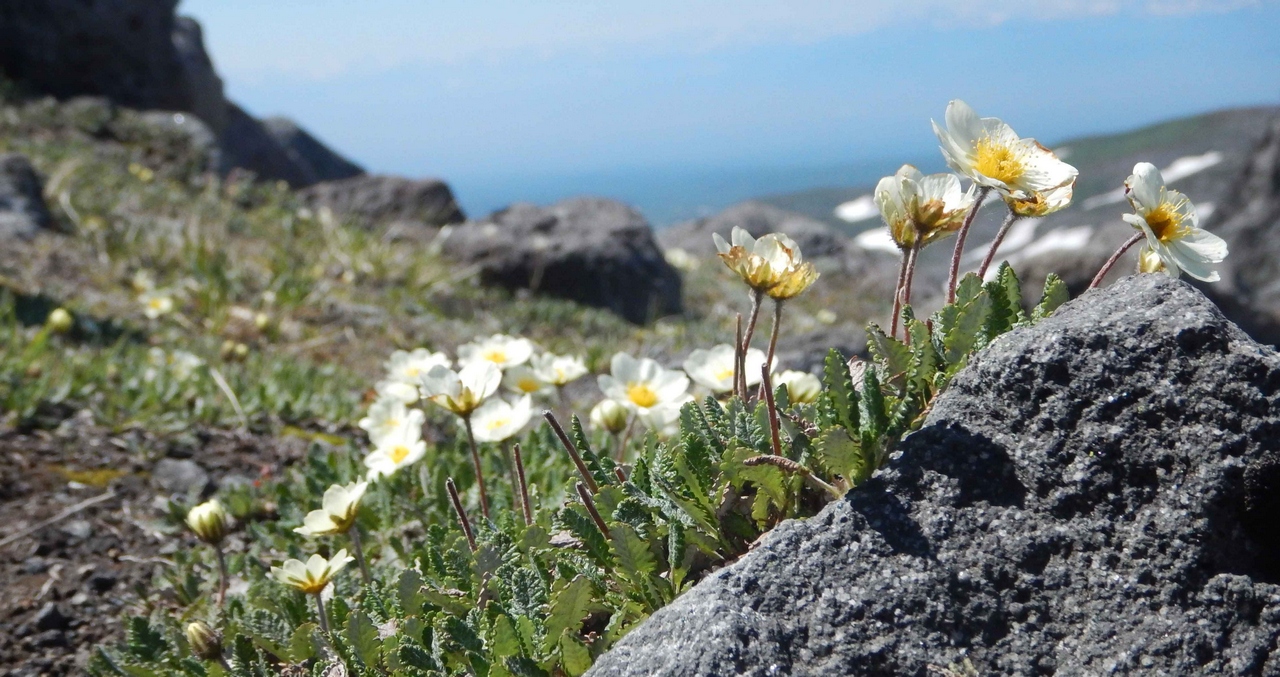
(299, 175, 464, 229)
(590, 275, 1280, 676)
(0, 154, 54, 239)
(261, 117, 364, 184)
(443, 198, 682, 324)
(660, 200, 850, 258)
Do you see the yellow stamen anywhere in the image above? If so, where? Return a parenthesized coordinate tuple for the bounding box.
(714, 368, 735, 382)
(518, 378, 541, 393)
(486, 418, 510, 431)
(1144, 202, 1190, 243)
(389, 445, 411, 463)
(483, 350, 508, 364)
(626, 383, 659, 408)
(973, 136, 1024, 185)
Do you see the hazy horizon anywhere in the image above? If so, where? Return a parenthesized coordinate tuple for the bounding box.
(179, 1, 1280, 224)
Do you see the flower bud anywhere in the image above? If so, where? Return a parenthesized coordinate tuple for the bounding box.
(46, 308, 73, 333)
(590, 399, 630, 434)
(186, 499, 229, 545)
(1138, 246, 1166, 274)
(253, 312, 271, 331)
(185, 620, 222, 660)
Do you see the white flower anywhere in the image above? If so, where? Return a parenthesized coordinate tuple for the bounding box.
(933, 99, 1076, 206)
(457, 334, 535, 370)
(637, 399, 690, 437)
(1123, 162, 1228, 282)
(502, 365, 553, 396)
(469, 395, 534, 443)
(775, 370, 822, 404)
(271, 550, 354, 595)
(420, 362, 502, 416)
(590, 399, 631, 434)
(364, 418, 427, 479)
(682, 344, 770, 394)
(186, 499, 228, 544)
(597, 352, 689, 415)
(139, 289, 174, 319)
(358, 399, 424, 446)
(294, 481, 368, 536)
(373, 379, 420, 405)
(531, 353, 589, 387)
(874, 165, 975, 250)
(384, 349, 450, 386)
(168, 351, 204, 382)
(712, 227, 819, 298)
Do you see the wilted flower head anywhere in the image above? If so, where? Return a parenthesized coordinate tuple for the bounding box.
(590, 399, 630, 434)
(364, 418, 427, 479)
(776, 370, 822, 404)
(420, 362, 502, 416)
(457, 334, 535, 370)
(139, 289, 175, 319)
(186, 499, 229, 545)
(598, 352, 689, 414)
(46, 308, 73, 333)
(295, 481, 368, 537)
(185, 620, 221, 660)
(874, 165, 975, 250)
(384, 349, 450, 386)
(271, 550, 354, 595)
(469, 395, 534, 443)
(933, 100, 1076, 211)
(712, 227, 819, 298)
(531, 353, 589, 387)
(1123, 162, 1227, 282)
(358, 397, 424, 446)
(682, 344, 770, 394)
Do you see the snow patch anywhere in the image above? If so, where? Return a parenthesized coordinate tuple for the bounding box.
(835, 195, 878, 223)
(1081, 151, 1224, 211)
(983, 225, 1096, 281)
(963, 219, 1041, 263)
(854, 227, 899, 254)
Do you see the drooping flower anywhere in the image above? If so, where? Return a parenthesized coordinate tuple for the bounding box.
(186, 499, 229, 545)
(384, 349, 450, 387)
(502, 365, 554, 396)
(139, 289, 174, 319)
(775, 370, 822, 404)
(874, 165, 975, 250)
(420, 362, 502, 417)
(457, 334, 535, 370)
(933, 100, 1076, 210)
(1123, 162, 1227, 282)
(363, 418, 427, 479)
(682, 344, 770, 394)
(531, 353, 589, 387)
(469, 395, 534, 443)
(590, 399, 630, 434)
(358, 398, 424, 446)
(712, 227, 818, 298)
(597, 353, 690, 416)
(271, 550, 354, 595)
(294, 481, 368, 537)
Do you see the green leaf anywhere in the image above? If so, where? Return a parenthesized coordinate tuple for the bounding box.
(867, 324, 912, 396)
(812, 428, 869, 486)
(818, 348, 857, 432)
(954, 272, 985, 306)
(983, 262, 1023, 338)
(543, 577, 593, 652)
(722, 445, 788, 518)
(491, 615, 522, 659)
(396, 642, 440, 673)
(288, 624, 319, 663)
(942, 291, 992, 366)
(1034, 273, 1069, 322)
(397, 568, 425, 617)
(667, 521, 687, 591)
(906, 317, 937, 392)
(559, 633, 593, 677)
(609, 523, 658, 581)
(346, 611, 381, 669)
(858, 366, 888, 443)
(558, 506, 612, 568)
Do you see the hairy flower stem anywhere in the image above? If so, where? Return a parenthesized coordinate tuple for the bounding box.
(349, 527, 371, 585)
(500, 444, 519, 515)
(739, 289, 765, 400)
(544, 411, 598, 493)
(947, 186, 992, 304)
(213, 545, 228, 608)
(615, 415, 637, 462)
(761, 365, 782, 456)
(733, 313, 745, 401)
(765, 300, 784, 376)
(742, 455, 841, 499)
(513, 443, 532, 526)
(891, 252, 910, 339)
(314, 593, 330, 634)
(462, 416, 490, 519)
(1090, 232, 1145, 289)
(901, 243, 921, 345)
(977, 210, 1023, 280)
(446, 478, 477, 552)
(576, 482, 610, 537)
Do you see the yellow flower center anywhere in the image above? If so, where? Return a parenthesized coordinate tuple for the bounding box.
(483, 349, 508, 364)
(973, 136, 1024, 185)
(485, 417, 510, 432)
(1144, 203, 1190, 243)
(148, 298, 167, 310)
(626, 383, 659, 408)
(405, 367, 420, 378)
(389, 445, 411, 463)
(517, 378, 541, 393)
(714, 367, 735, 383)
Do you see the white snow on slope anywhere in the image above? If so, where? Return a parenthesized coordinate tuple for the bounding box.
(1081, 151, 1223, 210)
(853, 227, 899, 253)
(834, 195, 878, 223)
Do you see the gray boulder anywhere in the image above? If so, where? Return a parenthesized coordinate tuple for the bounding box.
(443, 198, 681, 324)
(261, 117, 364, 184)
(660, 200, 850, 258)
(299, 175, 464, 228)
(590, 274, 1280, 676)
(0, 154, 54, 239)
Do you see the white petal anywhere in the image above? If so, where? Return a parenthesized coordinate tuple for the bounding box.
(1126, 163, 1164, 213)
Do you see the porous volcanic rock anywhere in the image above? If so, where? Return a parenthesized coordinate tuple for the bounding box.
(443, 198, 682, 324)
(0, 153, 54, 239)
(299, 174, 464, 229)
(590, 274, 1280, 676)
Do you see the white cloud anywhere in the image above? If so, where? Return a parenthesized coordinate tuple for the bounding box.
(182, 0, 1261, 82)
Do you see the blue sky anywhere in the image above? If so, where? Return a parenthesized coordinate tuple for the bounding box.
(179, 1, 1280, 224)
